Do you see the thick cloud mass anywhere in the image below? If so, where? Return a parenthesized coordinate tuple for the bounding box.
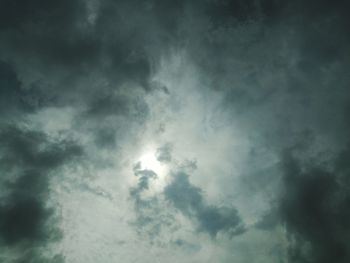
(0, 127, 82, 262)
(277, 148, 350, 263)
(0, 0, 350, 262)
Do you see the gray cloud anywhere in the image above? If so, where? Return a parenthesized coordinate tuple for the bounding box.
(0, 60, 47, 117)
(0, 126, 83, 261)
(156, 143, 173, 163)
(277, 147, 350, 263)
(129, 167, 176, 241)
(164, 172, 245, 238)
(255, 143, 350, 263)
(1, 0, 350, 262)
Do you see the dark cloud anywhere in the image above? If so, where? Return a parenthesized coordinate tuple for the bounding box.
(93, 128, 117, 149)
(200, 0, 259, 26)
(256, 145, 350, 263)
(0, 0, 350, 261)
(184, 0, 350, 150)
(164, 172, 245, 238)
(0, 126, 83, 261)
(0, 0, 95, 66)
(0, 60, 24, 113)
(0, 0, 185, 95)
(0, 186, 52, 245)
(0, 0, 174, 131)
(84, 92, 149, 122)
(0, 60, 48, 116)
(0, 126, 83, 170)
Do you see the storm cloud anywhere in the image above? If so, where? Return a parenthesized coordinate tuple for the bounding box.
(0, 0, 350, 262)
(278, 147, 350, 263)
(0, 126, 82, 262)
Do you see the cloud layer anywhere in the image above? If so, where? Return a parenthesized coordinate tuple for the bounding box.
(0, 0, 350, 262)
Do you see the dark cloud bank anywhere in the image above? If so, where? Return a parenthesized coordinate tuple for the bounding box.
(0, 126, 82, 262)
(1, 0, 350, 262)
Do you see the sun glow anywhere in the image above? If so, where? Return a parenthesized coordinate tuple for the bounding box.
(136, 149, 169, 191)
(139, 151, 161, 171)
(139, 150, 167, 175)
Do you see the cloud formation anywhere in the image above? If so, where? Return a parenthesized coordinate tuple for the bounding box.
(164, 172, 245, 238)
(278, 147, 350, 263)
(0, 0, 350, 262)
(0, 126, 82, 262)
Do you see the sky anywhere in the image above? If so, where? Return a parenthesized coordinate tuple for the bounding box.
(0, 0, 350, 262)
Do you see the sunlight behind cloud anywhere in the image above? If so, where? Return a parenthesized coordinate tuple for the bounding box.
(139, 151, 162, 173)
(136, 148, 170, 192)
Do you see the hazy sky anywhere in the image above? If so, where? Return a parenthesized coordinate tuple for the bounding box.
(0, 1, 350, 262)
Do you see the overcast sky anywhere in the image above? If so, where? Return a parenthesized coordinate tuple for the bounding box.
(0, 1, 350, 262)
